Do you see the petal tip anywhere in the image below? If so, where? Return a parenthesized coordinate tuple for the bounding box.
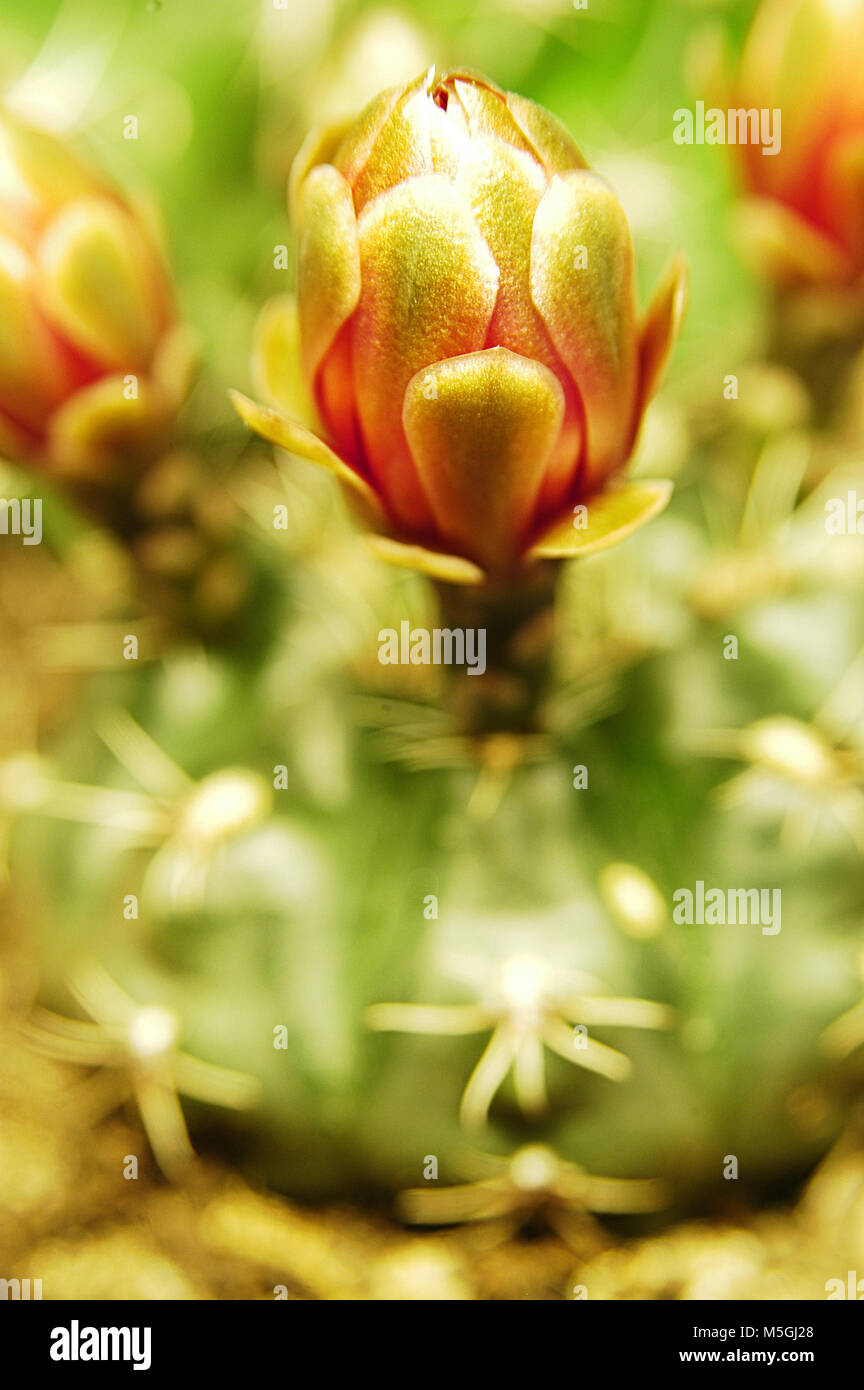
(367, 534, 486, 585)
(529, 478, 673, 561)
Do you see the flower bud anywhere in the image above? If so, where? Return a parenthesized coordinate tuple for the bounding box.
(733, 0, 864, 286)
(0, 110, 195, 477)
(234, 69, 686, 581)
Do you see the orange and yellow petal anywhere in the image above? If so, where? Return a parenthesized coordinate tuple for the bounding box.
(505, 91, 587, 176)
(530, 170, 638, 487)
(36, 198, 166, 369)
(296, 165, 362, 385)
(528, 478, 672, 561)
(353, 173, 499, 530)
(636, 254, 689, 427)
(402, 347, 564, 571)
(229, 389, 384, 526)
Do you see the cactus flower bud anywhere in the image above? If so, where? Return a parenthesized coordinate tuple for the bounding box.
(233, 69, 686, 582)
(0, 110, 195, 478)
(732, 0, 864, 286)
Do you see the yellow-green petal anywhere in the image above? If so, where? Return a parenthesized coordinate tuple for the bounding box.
(48, 374, 171, 478)
(733, 198, 851, 285)
(150, 321, 199, 410)
(451, 77, 535, 156)
(251, 294, 315, 424)
(0, 110, 107, 215)
(0, 235, 64, 418)
(229, 389, 384, 522)
(455, 135, 546, 354)
(528, 479, 672, 560)
(36, 198, 164, 368)
(530, 171, 638, 484)
(354, 173, 499, 530)
(296, 164, 361, 384)
(351, 81, 433, 209)
(505, 91, 586, 175)
(637, 254, 688, 420)
(456, 140, 581, 512)
(331, 80, 412, 192)
(289, 115, 358, 218)
(738, 0, 839, 190)
(403, 348, 564, 572)
(366, 534, 485, 585)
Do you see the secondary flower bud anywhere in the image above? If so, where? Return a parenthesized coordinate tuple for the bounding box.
(234, 68, 686, 581)
(0, 110, 195, 477)
(733, 0, 864, 286)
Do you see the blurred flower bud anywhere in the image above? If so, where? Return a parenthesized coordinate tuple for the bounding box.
(0, 110, 196, 478)
(733, 0, 864, 287)
(599, 861, 667, 940)
(234, 68, 687, 583)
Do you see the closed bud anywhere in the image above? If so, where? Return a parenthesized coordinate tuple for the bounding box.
(234, 69, 687, 581)
(0, 109, 195, 477)
(733, 0, 864, 286)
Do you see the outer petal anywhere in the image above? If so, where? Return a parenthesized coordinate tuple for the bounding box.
(316, 322, 364, 469)
(0, 111, 107, 218)
(528, 479, 672, 560)
(149, 321, 199, 410)
(0, 235, 69, 425)
(450, 77, 535, 156)
(736, 0, 841, 199)
(354, 174, 499, 530)
(0, 409, 34, 458)
(48, 374, 172, 477)
(289, 115, 358, 218)
(402, 348, 565, 572)
(250, 294, 316, 425)
(455, 136, 582, 513)
(455, 137, 545, 353)
(296, 165, 361, 385)
(733, 197, 852, 285)
(351, 75, 467, 212)
(36, 198, 165, 368)
(530, 171, 638, 486)
(505, 91, 587, 175)
(366, 534, 485, 585)
(329, 82, 406, 191)
(636, 254, 688, 424)
(229, 390, 385, 526)
(824, 131, 864, 262)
